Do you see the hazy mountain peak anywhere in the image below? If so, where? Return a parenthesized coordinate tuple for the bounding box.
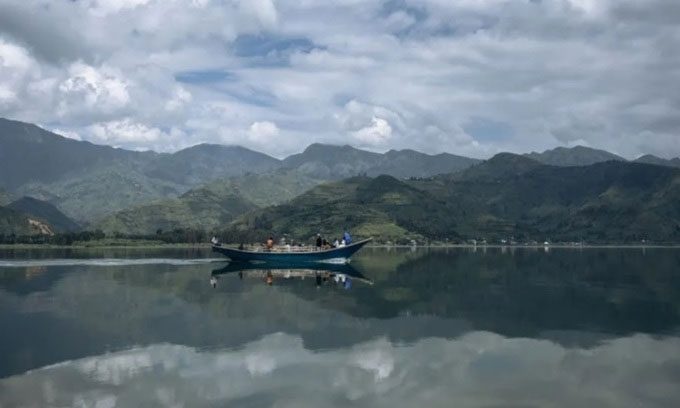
(525, 145, 625, 167)
(634, 154, 680, 168)
(454, 153, 541, 182)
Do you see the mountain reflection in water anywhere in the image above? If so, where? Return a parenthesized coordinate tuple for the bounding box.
(1, 247, 679, 407)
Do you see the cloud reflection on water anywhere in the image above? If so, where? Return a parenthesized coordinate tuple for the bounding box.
(1, 331, 679, 407)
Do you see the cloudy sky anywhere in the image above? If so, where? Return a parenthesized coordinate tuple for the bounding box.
(0, 0, 678, 159)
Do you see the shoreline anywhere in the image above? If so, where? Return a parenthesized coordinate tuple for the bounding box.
(1, 243, 679, 250)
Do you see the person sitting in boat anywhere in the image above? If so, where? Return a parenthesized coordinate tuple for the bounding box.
(338, 239, 346, 247)
(343, 231, 352, 245)
(266, 236, 275, 251)
(333, 238, 339, 248)
(211, 236, 221, 246)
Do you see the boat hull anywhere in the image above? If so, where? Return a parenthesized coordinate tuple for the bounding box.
(212, 238, 371, 264)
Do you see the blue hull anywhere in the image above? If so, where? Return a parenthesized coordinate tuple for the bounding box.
(212, 238, 371, 264)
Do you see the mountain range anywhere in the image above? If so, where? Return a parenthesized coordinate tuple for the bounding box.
(2, 117, 680, 242)
(0, 118, 482, 224)
(223, 155, 680, 243)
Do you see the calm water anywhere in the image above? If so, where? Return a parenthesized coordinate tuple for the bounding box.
(1, 247, 679, 407)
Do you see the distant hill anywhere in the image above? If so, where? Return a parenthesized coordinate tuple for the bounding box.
(450, 153, 543, 182)
(634, 155, 680, 168)
(224, 155, 680, 244)
(0, 119, 281, 222)
(0, 118, 152, 191)
(282, 143, 480, 179)
(0, 202, 67, 236)
(525, 146, 625, 166)
(0, 119, 482, 224)
(282, 144, 381, 179)
(225, 175, 454, 243)
(6, 197, 80, 232)
(96, 182, 258, 235)
(0, 207, 36, 236)
(432, 155, 680, 242)
(16, 164, 187, 223)
(213, 170, 327, 207)
(368, 149, 480, 178)
(144, 143, 281, 185)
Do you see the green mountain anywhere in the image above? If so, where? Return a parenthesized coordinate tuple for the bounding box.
(369, 149, 480, 178)
(1, 119, 481, 225)
(0, 206, 35, 236)
(224, 175, 455, 243)
(0, 118, 282, 222)
(97, 182, 258, 235)
(634, 154, 680, 168)
(282, 144, 381, 179)
(433, 156, 680, 242)
(16, 164, 186, 223)
(6, 197, 80, 233)
(144, 144, 281, 186)
(525, 146, 625, 166)
(282, 143, 480, 180)
(213, 170, 327, 208)
(0, 198, 70, 236)
(224, 156, 680, 244)
(93, 169, 326, 235)
(0, 118, 152, 191)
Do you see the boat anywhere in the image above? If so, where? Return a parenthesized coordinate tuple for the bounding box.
(211, 238, 372, 264)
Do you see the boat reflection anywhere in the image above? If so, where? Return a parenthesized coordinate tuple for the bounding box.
(211, 262, 374, 288)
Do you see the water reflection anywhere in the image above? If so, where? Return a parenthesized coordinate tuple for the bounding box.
(210, 263, 374, 288)
(1, 332, 679, 407)
(0, 248, 679, 406)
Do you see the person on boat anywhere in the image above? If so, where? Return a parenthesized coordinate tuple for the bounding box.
(333, 238, 339, 247)
(315, 234, 323, 249)
(343, 231, 352, 245)
(343, 276, 352, 290)
(266, 236, 275, 251)
(238, 242, 245, 250)
(210, 276, 218, 288)
(322, 238, 330, 248)
(338, 239, 346, 247)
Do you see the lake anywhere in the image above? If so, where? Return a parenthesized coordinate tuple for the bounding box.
(1, 247, 679, 407)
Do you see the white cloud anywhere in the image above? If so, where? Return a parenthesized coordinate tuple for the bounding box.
(247, 121, 280, 144)
(0, 38, 32, 70)
(85, 0, 153, 16)
(58, 62, 130, 117)
(0, 38, 38, 108)
(164, 86, 192, 111)
(351, 116, 393, 146)
(1, 0, 680, 158)
(87, 118, 185, 151)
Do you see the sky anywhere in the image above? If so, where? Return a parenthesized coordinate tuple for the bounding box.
(0, 0, 679, 159)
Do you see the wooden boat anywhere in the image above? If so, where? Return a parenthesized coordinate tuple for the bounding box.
(211, 238, 372, 264)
